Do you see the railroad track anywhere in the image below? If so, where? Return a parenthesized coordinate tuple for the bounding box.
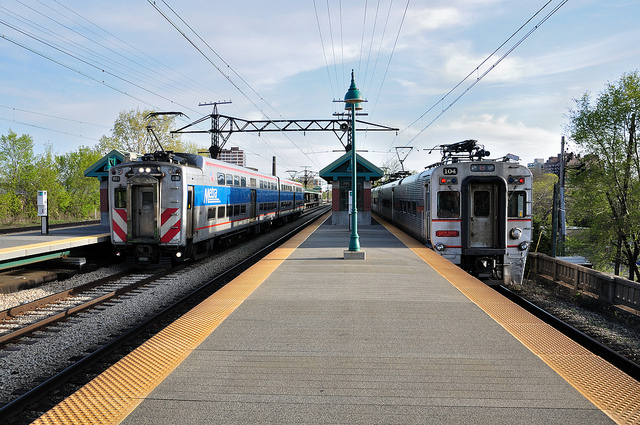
(0, 205, 330, 425)
(0, 269, 168, 345)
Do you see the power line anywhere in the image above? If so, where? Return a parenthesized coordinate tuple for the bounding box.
(313, 0, 337, 99)
(148, 0, 322, 169)
(385, 0, 569, 160)
(408, 0, 568, 144)
(0, 104, 110, 128)
(47, 0, 226, 103)
(0, 116, 101, 142)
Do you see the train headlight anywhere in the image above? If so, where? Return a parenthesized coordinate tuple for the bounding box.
(510, 227, 523, 239)
(175, 251, 182, 258)
(519, 241, 530, 251)
(145, 167, 152, 173)
(434, 242, 445, 251)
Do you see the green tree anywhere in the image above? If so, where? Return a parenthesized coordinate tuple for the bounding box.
(531, 173, 558, 255)
(58, 146, 102, 218)
(567, 71, 640, 280)
(0, 129, 35, 192)
(0, 130, 37, 220)
(98, 108, 201, 155)
(29, 145, 66, 219)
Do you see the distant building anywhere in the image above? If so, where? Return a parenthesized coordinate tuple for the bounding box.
(218, 147, 245, 167)
(528, 154, 579, 177)
(527, 158, 545, 174)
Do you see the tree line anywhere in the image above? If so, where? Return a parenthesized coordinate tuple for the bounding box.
(0, 109, 201, 226)
(532, 71, 640, 281)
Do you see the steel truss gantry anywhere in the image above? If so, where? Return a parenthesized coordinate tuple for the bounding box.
(170, 106, 398, 158)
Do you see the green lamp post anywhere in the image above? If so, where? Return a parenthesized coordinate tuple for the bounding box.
(344, 70, 364, 252)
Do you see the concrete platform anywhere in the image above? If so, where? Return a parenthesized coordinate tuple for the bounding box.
(0, 224, 110, 271)
(115, 219, 612, 424)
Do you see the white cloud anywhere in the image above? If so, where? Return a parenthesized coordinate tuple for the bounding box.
(405, 7, 463, 33)
(409, 114, 561, 167)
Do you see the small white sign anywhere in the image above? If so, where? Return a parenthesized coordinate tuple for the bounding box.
(37, 190, 48, 216)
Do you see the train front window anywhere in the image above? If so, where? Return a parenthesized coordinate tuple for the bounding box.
(508, 191, 527, 218)
(114, 188, 126, 208)
(473, 190, 491, 217)
(437, 191, 460, 218)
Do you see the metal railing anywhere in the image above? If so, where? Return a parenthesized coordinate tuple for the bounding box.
(527, 252, 640, 311)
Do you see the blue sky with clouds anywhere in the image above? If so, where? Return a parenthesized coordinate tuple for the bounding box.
(1, 0, 639, 176)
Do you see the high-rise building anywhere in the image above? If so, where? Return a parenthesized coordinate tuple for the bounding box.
(218, 146, 245, 167)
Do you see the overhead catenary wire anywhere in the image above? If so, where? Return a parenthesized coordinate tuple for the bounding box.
(47, 0, 227, 103)
(386, 0, 569, 159)
(149, 0, 307, 170)
(0, 3, 213, 114)
(0, 104, 110, 129)
(149, 0, 322, 170)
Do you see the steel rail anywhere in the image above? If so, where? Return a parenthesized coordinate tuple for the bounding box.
(0, 268, 183, 346)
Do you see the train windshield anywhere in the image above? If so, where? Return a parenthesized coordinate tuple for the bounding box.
(114, 188, 126, 208)
(508, 191, 527, 218)
(437, 191, 460, 218)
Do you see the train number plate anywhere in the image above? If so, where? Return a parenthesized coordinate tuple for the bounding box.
(442, 167, 458, 175)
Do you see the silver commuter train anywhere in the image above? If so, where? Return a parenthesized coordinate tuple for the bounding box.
(108, 151, 305, 265)
(372, 140, 532, 285)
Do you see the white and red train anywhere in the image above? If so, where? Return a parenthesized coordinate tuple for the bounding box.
(108, 151, 306, 265)
(372, 140, 532, 285)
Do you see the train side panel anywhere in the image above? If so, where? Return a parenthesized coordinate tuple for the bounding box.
(108, 153, 305, 265)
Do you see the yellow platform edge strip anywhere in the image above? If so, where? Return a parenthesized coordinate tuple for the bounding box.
(31, 214, 330, 425)
(376, 217, 640, 425)
(0, 234, 110, 257)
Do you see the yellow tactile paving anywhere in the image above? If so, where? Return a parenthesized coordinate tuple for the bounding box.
(31, 213, 330, 425)
(0, 234, 110, 260)
(377, 217, 640, 425)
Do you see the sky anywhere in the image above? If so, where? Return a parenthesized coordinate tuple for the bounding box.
(1, 0, 639, 183)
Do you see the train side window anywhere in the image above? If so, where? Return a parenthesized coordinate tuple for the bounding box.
(217, 173, 225, 185)
(250, 178, 256, 187)
(114, 188, 126, 208)
(234, 175, 240, 186)
(241, 177, 247, 187)
(226, 174, 233, 185)
(508, 191, 527, 218)
(473, 191, 491, 217)
(234, 205, 240, 216)
(241, 205, 247, 214)
(207, 208, 216, 220)
(437, 191, 460, 218)
(218, 206, 226, 219)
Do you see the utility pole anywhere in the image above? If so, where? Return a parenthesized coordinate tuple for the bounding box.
(558, 136, 566, 256)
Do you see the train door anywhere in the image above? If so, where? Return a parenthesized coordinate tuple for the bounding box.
(469, 183, 498, 247)
(186, 186, 194, 237)
(132, 184, 157, 240)
(250, 189, 257, 219)
(423, 183, 429, 240)
(461, 177, 506, 253)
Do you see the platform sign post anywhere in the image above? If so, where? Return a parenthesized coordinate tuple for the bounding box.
(37, 190, 49, 235)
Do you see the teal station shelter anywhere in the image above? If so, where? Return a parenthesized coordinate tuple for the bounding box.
(84, 150, 135, 227)
(319, 151, 384, 226)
